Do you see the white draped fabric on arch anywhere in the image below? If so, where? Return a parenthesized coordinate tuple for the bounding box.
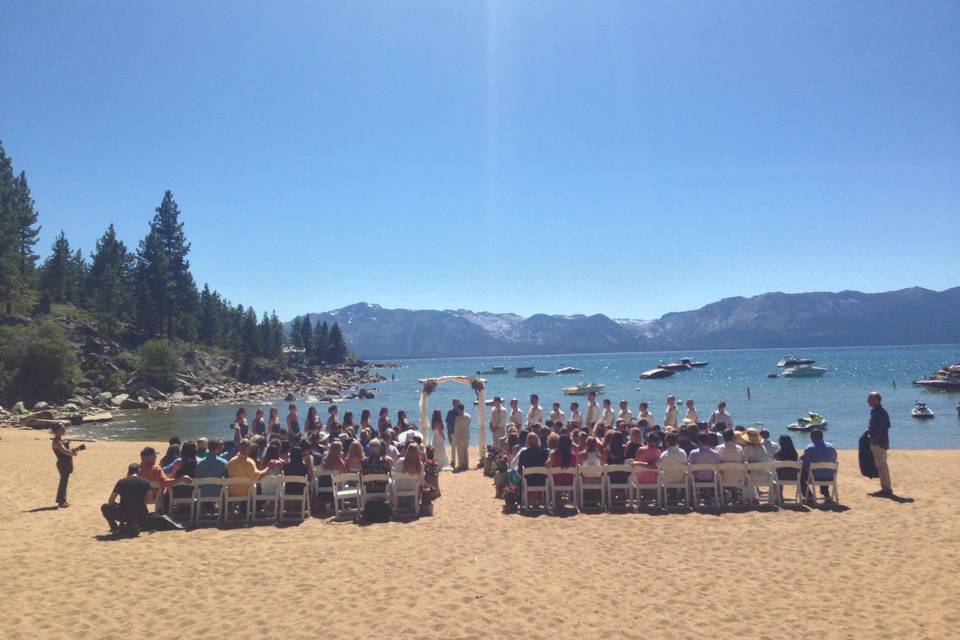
(417, 375, 487, 467)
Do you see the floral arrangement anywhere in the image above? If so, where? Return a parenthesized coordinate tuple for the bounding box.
(503, 483, 518, 506)
(421, 482, 440, 504)
(469, 377, 485, 394)
(482, 445, 499, 477)
(424, 458, 439, 480)
(422, 379, 438, 395)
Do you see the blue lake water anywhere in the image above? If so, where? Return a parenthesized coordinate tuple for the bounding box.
(75, 345, 960, 449)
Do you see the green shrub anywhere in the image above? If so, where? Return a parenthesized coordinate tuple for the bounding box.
(137, 339, 181, 391)
(114, 351, 137, 372)
(0, 322, 79, 405)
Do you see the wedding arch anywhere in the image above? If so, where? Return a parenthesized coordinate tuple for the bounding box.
(417, 375, 487, 461)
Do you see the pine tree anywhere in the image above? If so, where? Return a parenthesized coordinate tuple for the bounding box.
(39, 231, 73, 305)
(300, 315, 313, 356)
(69, 247, 86, 303)
(313, 320, 329, 365)
(241, 306, 260, 358)
(258, 311, 271, 358)
(149, 191, 193, 340)
(0, 142, 18, 315)
(327, 322, 348, 364)
(0, 143, 40, 315)
(12, 171, 40, 310)
(269, 310, 284, 359)
(290, 316, 303, 349)
(88, 224, 132, 338)
(135, 227, 171, 338)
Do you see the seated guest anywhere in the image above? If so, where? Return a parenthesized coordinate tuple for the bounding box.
(345, 440, 365, 473)
(282, 443, 312, 498)
(760, 428, 779, 458)
(139, 446, 187, 505)
(659, 432, 689, 485)
(159, 443, 180, 473)
(195, 439, 229, 500)
(505, 432, 522, 464)
(168, 441, 198, 505)
(196, 437, 209, 460)
(718, 429, 746, 494)
(633, 432, 661, 488)
(101, 463, 151, 535)
(687, 433, 722, 481)
(740, 428, 772, 490)
(362, 439, 393, 475)
(546, 432, 559, 452)
(773, 435, 800, 500)
(226, 439, 270, 498)
(602, 430, 631, 489)
(517, 432, 549, 483)
(625, 427, 643, 459)
(677, 427, 696, 454)
(320, 440, 347, 475)
(546, 434, 577, 495)
(382, 429, 401, 465)
(801, 429, 837, 502)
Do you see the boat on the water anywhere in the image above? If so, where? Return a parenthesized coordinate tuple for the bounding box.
(639, 368, 675, 380)
(516, 366, 551, 378)
(911, 401, 935, 419)
(660, 361, 693, 372)
(788, 413, 828, 431)
(476, 366, 508, 375)
(781, 365, 827, 378)
(913, 363, 960, 391)
(555, 366, 583, 375)
(767, 373, 779, 378)
(680, 357, 709, 368)
(778, 355, 817, 368)
(562, 382, 605, 396)
(472, 398, 497, 407)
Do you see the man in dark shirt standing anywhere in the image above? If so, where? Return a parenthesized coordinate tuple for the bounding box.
(446, 398, 460, 470)
(867, 391, 893, 495)
(101, 463, 151, 535)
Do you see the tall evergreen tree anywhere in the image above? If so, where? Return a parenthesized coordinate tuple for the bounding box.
(149, 191, 194, 340)
(312, 320, 329, 364)
(300, 315, 313, 358)
(327, 322, 348, 364)
(12, 171, 40, 309)
(0, 142, 18, 315)
(197, 284, 221, 347)
(241, 306, 260, 358)
(0, 143, 40, 315)
(39, 231, 74, 305)
(135, 227, 171, 338)
(269, 311, 284, 359)
(88, 224, 132, 338)
(290, 316, 303, 349)
(258, 311, 271, 358)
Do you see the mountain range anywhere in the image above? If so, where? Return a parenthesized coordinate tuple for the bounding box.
(292, 287, 960, 359)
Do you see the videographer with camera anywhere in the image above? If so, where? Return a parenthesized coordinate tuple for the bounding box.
(52, 424, 84, 508)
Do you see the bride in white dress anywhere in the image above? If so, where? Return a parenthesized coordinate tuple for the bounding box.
(429, 409, 452, 471)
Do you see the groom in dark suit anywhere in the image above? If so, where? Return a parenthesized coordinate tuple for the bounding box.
(446, 398, 460, 469)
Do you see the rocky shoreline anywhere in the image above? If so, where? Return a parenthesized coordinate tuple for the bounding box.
(0, 362, 393, 431)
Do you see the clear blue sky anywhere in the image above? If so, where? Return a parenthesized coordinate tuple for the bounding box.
(2, 1, 958, 321)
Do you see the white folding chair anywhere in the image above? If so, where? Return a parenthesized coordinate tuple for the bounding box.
(548, 468, 578, 512)
(745, 462, 776, 506)
(603, 464, 636, 511)
(804, 461, 840, 505)
(772, 461, 802, 505)
(359, 473, 391, 513)
(222, 478, 253, 525)
(333, 472, 361, 517)
(687, 464, 720, 508)
(577, 466, 605, 511)
(390, 472, 422, 519)
(521, 467, 550, 513)
(194, 478, 224, 526)
(252, 478, 280, 524)
(279, 475, 310, 523)
(166, 482, 196, 525)
(632, 463, 661, 509)
(147, 481, 164, 514)
(659, 466, 689, 509)
(313, 470, 337, 512)
(717, 462, 749, 507)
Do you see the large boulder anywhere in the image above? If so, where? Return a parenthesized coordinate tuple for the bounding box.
(358, 388, 375, 399)
(110, 393, 129, 407)
(23, 417, 70, 430)
(33, 401, 50, 411)
(119, 398, 149, 410)
(95, 391, 113, 403)
(23, 410, 55, 421)
(62, 403, 79, 412)
(82, 411, 114, 424)
(67, 396, 91, 407)
(11, 401, 28, 415)
(284, 392, 296, 402)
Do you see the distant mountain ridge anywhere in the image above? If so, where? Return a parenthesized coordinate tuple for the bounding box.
(292, 287, 960, 359)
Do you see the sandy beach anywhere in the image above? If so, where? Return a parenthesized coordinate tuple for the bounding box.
(1, 427, 958, 640)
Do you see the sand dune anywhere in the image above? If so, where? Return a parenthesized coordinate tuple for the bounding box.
(1, 427, 958, 640)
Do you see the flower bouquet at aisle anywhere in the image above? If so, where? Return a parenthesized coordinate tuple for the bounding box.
(420, 454, 441, 516)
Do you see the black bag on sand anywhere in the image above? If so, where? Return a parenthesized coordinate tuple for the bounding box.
(858, 430, 878, 479)
(141, 514, 185, 532)
(358, 500, 392, 524)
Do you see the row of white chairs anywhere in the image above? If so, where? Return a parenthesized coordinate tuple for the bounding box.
(152, 470, 425, 526)
(520, 461, 839, 512)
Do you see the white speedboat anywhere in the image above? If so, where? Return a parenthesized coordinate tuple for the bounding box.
(555, 366, 583, 375)
(680, 357, 709, 368)
(476, 366, 508, 375)
(778, 355, 817, 368)
(516, 366, 551, 378)
(639, 368, 675, 380)
(660, 361, 692, 372)
(562, 382, 605, 396)
(781, 365, 827, 378)
(911, 402, 935, 419)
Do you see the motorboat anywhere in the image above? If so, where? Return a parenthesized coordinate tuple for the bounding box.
(476, 366, 508, 375)
(515, 366, 551, 378)
(562, 382, 605, 396)
(913, 364, 960, 391)
(781, 365, 827, 378)
(555, 366, 583, 375)
(788, 413, 828, 431)
(660, 361, 693, 372)
(911, 402, 935, 419)
(680, 357, 709, 367)
(639, 368, 675, 380)
(778, 355, 817, 368)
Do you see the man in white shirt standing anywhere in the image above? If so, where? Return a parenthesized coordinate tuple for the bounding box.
(489, 396, 507, 451)
(548, 402, 565, 430)
(585, 392, 600, 429)
(526, 394, 544, 428)
(601, 399, 615, 427)
(708, 402, 734, 431)
(637, 402, 656, 428)
(617, 400, 633, 425)
(684, 399, 699, 424)
(664, 395, 679, 429)
(509, 398, 524, 430)
(568, 402, 582, 430)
